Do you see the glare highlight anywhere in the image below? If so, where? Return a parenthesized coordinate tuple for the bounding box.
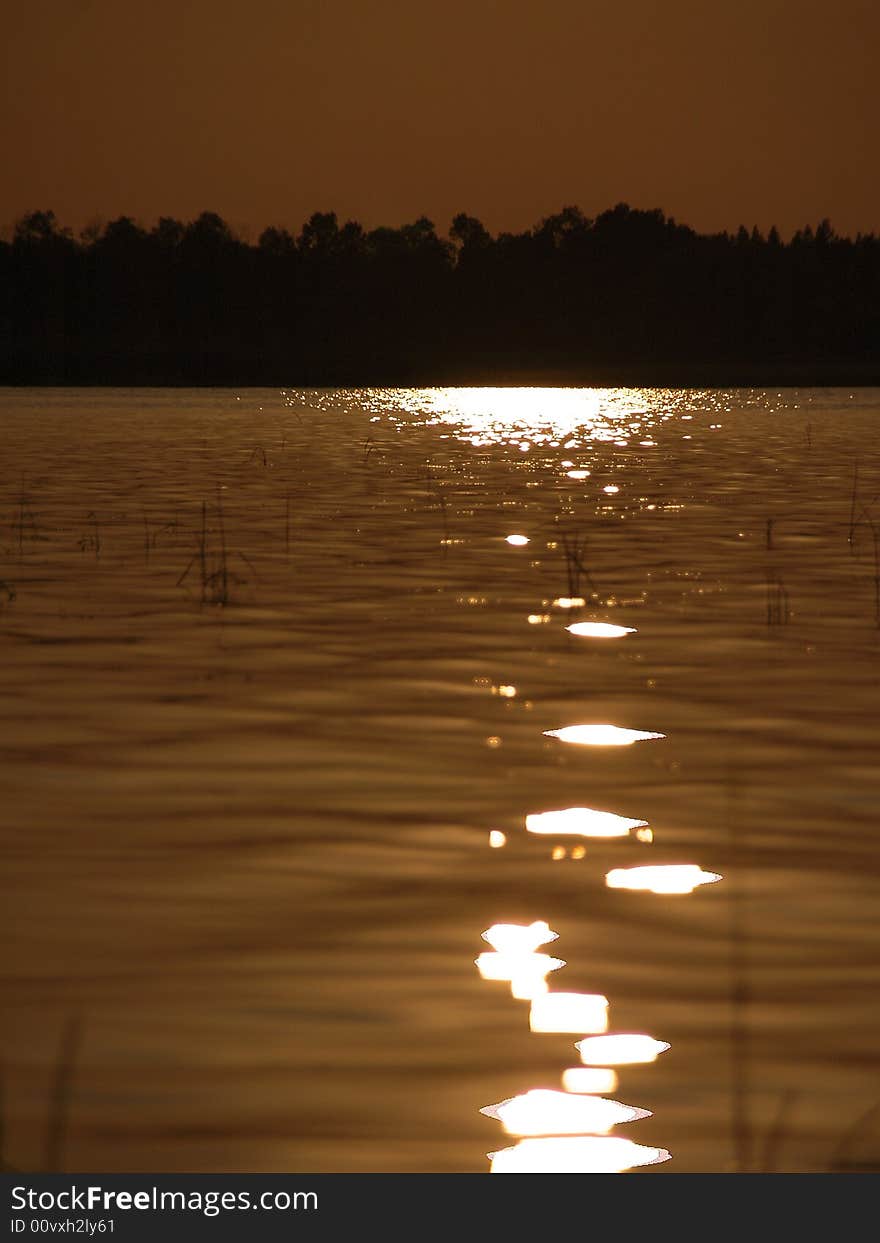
(529, 992, 609, 1034)
(606, 865, 722, 894)
(561, 1067, 619, 1094)
(576, 1035, 671, 1065)
(482, 921, 558, 953)
(488, 1136, 671, 1173)
(526, 807, 647, 839)
(480, 1089, 650, 1136)
(566, 622, 636, 638)
(544, 724, 665, 746)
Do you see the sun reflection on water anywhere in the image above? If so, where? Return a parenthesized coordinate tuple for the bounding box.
(529, 992, 609, 1033)
(382, 387, 672, 451)
(544, 724, 665, 746)
(566, 621, 636, 638)
(481, 1089, 650, 1136)
(482, 921, 558, 952)
(561, 1067, 619, 1094)
(475, 951, 566, 1000)
(488, 1136, 671, 1173)
(576, 1035, 671, 1065)
(606, 865, 722, 894)
(525, 807, 648, 838)
(475, 919, 668, 1169)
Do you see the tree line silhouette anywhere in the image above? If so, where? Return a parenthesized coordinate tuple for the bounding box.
(2, 204, 878, 385)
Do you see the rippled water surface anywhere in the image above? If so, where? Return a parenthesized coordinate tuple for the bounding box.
(2, 386, 880, 1173)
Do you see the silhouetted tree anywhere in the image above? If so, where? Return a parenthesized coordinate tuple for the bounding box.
(1, 204, 878, 384)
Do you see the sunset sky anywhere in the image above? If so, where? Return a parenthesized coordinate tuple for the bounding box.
(2, 0, 878, 241)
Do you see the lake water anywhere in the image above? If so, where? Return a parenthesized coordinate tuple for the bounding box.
(2, 386, 879, 1173)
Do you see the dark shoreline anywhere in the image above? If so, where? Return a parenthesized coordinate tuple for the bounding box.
(4, 205, 878, 393)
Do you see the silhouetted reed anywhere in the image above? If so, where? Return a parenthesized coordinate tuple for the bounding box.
(11, 484, 37, 558)
(560, 531, 597, 600)
(77, 511, 101, 558)
(827, 1102, 880, 1171)
(852, 502, 880, 626)
(765, 571, 790, 624)
(726, 773, 751, 1172)
(422, 463, 450, 544)
(848, 461, 860, 551)
(177, 489, 252, 605)
(45, 1016, 82, 1173)
(757, 1090, 797, 1173)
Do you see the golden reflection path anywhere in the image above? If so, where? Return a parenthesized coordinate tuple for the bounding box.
(380, 387, 725, 1172)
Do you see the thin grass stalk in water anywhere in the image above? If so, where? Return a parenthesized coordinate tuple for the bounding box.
(726, 772, 751, 1172)
(758, 1090, 797, 1173)
(199, 500, 208, 602)
(423, 464, 450, 545)
(852, 502, 880, 627)
(12, 482, 37, 558)
(827, 1102, 880, 1171)
(45, 1016, 81, 1173)
(848, 460, 860, 552)
(215, 484, 228, 605)
(765, 571, 790, 625)
(560, 532, 596, 600)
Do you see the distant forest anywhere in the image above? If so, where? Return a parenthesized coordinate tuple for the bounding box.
(2, 204, 879, 385)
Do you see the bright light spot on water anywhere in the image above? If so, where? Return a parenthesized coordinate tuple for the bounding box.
(488, 830, 506, 848)
(571, 845, 586, 860)
(529, 992, 609, 1033)
(489, 1136, 671, 1173)
(526, 807, 647, 838)
(566, 469, 590, 480)
(475, 952, 565, 999)
(544, 724, 665, 746)
(635, 827, 654, 844)
(482, 921, 558, 952)
(566, 621, 635, 638)
(552, 597, 586, 609)
(562, 1067, 619, 1094)
(510, 973, 551, 1001)
(527, 613, 550, 624)
(481, 1089, 649, 1136)
(506, 534, 529, 546)
(552, 845, 566, 860)
(576, 1034, 671, 1065)
(486, 736, 501, 748)
(496, 684, 516, 698)
(606, 864, 722, 894)
(603, 484, 620, 494)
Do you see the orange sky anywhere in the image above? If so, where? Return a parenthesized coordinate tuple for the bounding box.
(2, 0, 878, 241)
